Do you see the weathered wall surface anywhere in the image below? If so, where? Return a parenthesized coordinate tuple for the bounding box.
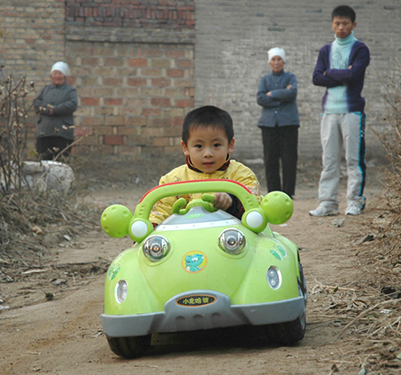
(0, 0, 195, 157)
(0, 0, 66, 144)
(194, 0, 401, 162)
(64, 1, 195, 156)
(0, 0, 400, 162)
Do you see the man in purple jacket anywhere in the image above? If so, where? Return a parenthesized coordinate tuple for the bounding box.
(309, 5, 370, 217)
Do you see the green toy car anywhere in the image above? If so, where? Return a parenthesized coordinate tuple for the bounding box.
(100, 180, 307, 358)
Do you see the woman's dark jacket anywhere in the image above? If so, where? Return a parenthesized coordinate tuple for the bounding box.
(33, 82, 78, 140)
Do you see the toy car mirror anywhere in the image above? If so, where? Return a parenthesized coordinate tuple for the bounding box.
(101, 204, 133, 238)
(261, 191, 293, 225)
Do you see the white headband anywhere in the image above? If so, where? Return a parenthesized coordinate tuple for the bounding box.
(268, 47, 286, 63)
(50, 61, 69, 76)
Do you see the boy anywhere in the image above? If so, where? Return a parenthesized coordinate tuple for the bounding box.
(310, 5, 370, 217)
(150, 105, 261, 225)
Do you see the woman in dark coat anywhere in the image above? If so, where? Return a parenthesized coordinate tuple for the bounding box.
(257, 48, 300, 198)
(33, 61, 78, 160)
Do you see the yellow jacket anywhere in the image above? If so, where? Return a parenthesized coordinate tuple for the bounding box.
(149, 160, 261, 224)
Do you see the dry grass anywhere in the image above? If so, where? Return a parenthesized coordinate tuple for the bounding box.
(306, 64, 401, 372)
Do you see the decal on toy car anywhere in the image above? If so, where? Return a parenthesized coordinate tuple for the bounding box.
(108, 262, 121, 280)
(183, 251, 207, 273)
(176, 294, 216, 307)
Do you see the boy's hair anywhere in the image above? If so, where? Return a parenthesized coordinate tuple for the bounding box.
(182, 105, 234, 145)
(332, 5, 356, 23)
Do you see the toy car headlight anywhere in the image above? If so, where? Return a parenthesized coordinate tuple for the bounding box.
(143, 235, 170, 262)
(218, 229, 246, 255)
(115, 280, 128, 304)
(267, 266, 282, 289)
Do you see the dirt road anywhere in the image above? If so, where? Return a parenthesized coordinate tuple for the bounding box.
(0, 186, 389, 374)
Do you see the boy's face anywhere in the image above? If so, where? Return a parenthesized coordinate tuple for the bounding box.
(269, 56, 285, 74)
(331, 16, 356, 39)
(181, 126, 235, 174)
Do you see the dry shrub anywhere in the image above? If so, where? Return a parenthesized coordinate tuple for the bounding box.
(0, 69, 98, 265)
(337, 61, 401, 370)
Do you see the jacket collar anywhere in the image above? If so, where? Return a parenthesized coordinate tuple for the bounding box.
(186, 155, 231, 173)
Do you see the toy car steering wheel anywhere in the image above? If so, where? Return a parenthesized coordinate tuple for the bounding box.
(101, 180, 293, 243)
(172, 194, 217, 215)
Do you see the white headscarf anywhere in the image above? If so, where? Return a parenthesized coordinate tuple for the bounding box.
(268, 48, 286, 63)
(50, 61, 69, 76)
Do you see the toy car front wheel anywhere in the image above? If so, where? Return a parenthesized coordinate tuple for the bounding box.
(106, 334, 151, 358)
(266, 312, 306, 346)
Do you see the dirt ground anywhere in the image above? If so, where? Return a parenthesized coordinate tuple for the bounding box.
(1, 164, 400, 375)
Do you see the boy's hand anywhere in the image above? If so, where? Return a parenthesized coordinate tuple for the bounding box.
(213, 193, 233, 211)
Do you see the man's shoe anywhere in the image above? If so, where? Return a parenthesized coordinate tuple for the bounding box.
(309, 205, 339, 217)
(345, 204, 361, 216)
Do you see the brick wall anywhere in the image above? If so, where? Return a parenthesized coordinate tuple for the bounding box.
(194, 0, 401, 162)
(0, 0, 66, 147)
(65, 0, 195, 156)
(68, 42, 194, 156)
(0, 0, 195, 157)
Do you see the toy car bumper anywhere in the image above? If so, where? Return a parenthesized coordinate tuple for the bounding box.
(101, 290, 305, 337)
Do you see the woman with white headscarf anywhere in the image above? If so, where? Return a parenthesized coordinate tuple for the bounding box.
(33, 61, 78, 160)
(256, 47, 300, 199)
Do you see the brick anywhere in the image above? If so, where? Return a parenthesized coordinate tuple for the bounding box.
(165, 87, 185, 97)
(175, 78, 194, 88)
(118, 126, 140, 136)
(142, 48, 162, 58)
(164, 145, 183, 155)
(148, 117, 171, 128)
(126, 116, 147, 126)
(176, 59, 193, 68)
(97, 144, 114, 155)
(142, 107, 161, 117)
(129, 58, 147, 67)
(104, 135, 125, 146)
(105, 57, 124, 66)
(142, 68, 162, 77)
(152, 77, 171, 87)
(81, 97, 100, 106)
(172, 117, 184, 127)
(152, 59, 171, 68)
(126, 97, 148, 107)
(74, 126, 92, 137)
(152, 137, 169, 147)
(175, 98, 193, 108)
(94, 126, 113, 136)
(167, 68, 184, 78)
(94, 107, 114, 116)
(119, 107, 141, 116)
(103, 77, 123, 86)
(81, 117, 100, 126)
(105, 116, 125, 126)
(143, 127, 165, 137)
(81, 57, 99, 66)
(118, 145, 142, 156)
(151, 97, 171, 107)
(104, 97, 123, 106)
(166, 49, 186, 58)
(66, 77, 76, 85)
(128, 77, 146, 86)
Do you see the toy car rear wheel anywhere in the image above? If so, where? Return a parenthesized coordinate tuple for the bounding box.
(106, 334, 151, 358)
